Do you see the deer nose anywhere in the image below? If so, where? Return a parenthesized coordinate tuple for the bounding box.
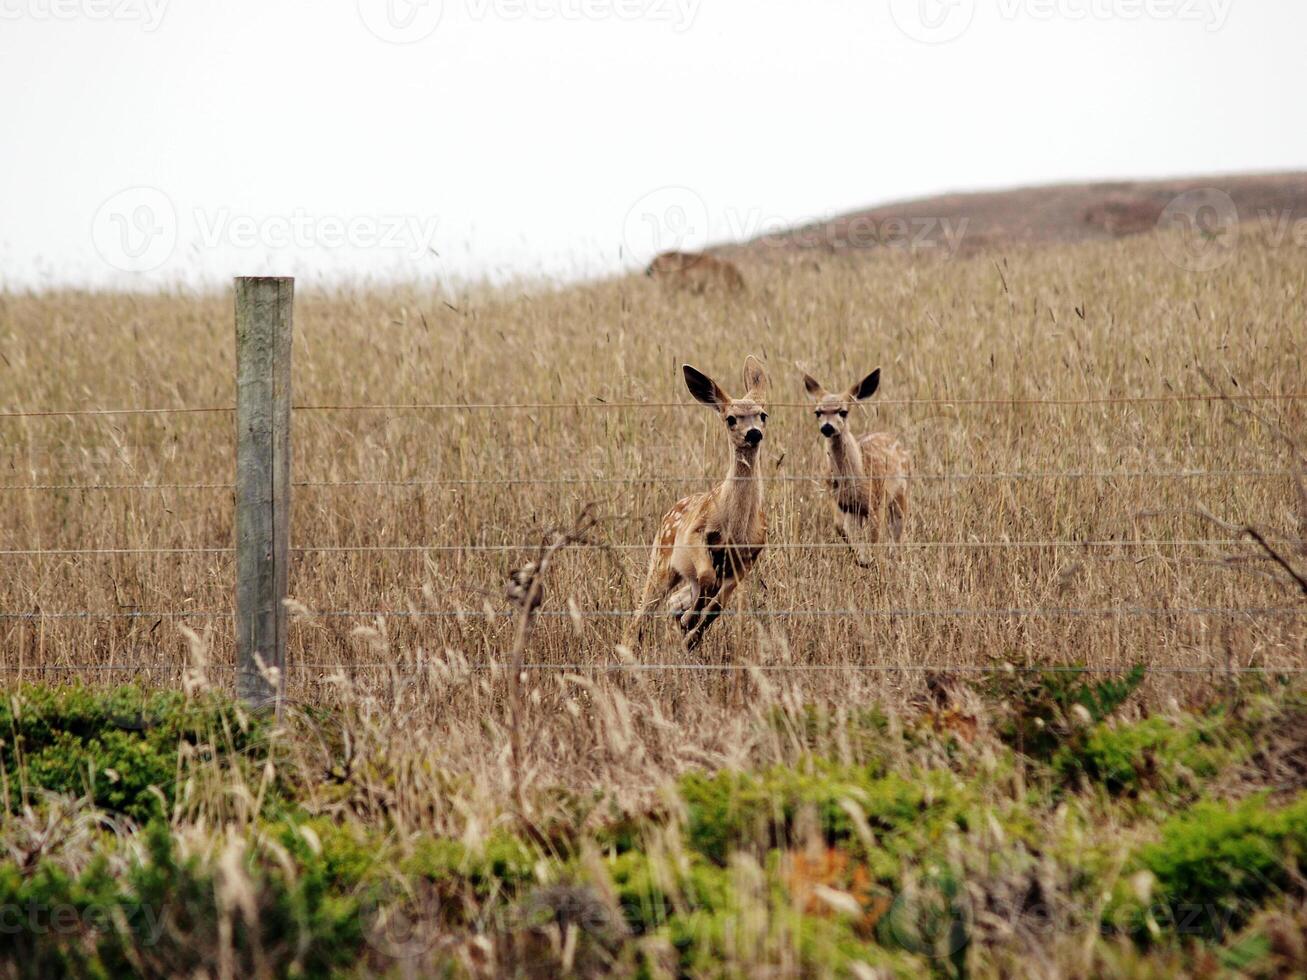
(744, 428, 763, 446)
(820, 423, 836, 438)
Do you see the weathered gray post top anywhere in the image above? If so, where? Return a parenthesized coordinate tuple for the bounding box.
(234, 276, 293, 711)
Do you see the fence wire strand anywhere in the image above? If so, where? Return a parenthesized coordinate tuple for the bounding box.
(7, 390, 1304, 678)
(0, 538, 1269, 557)
(4, 606, 1304, 621)
(4, 391, 1306, 419)
(2, 663, 1306, 675)
(1, 469, 1297, 493)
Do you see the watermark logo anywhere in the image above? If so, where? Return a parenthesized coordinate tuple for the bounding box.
(1258, 209, 1307, 251)
(357, 0, 444, 43)
(91, 187, 442, 274)
(465, 0, 700, 30)
(622, 186, 971, 268)
(359, 0, 700, 41)
(890, 0, 975, 43)
(622, 186, 711, 265)
(192, 208, 440, 258)
(0, 900, 165, 944)
(359, 879, 445, 960)
(91, 186, 178, 273)
(996, 0, 1233, 31)
(883, 874, 973, 960)
(1156, 188, 1240, 272)
(890, 0, 1232, 42)
(0, 0, 170, 30)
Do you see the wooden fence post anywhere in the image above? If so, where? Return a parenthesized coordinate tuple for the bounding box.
(234, 276, 293, 711)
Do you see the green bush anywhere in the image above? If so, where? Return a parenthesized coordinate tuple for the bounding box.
(1056, 715, 1237, 797)
(606, 849, 920, 976)
(0, 685, 272, 821)
(678, 764, 969, 874)
(1118, 794, 1307, 938)
(978, 664, 1146, 762)
(403, 830, 539, 927)
(606, 848, 734, 935)
(0, 820, 368, 979)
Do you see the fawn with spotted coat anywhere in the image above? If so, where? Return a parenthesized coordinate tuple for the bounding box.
(802, 368, 911, 566)
(626, 356, 769, 650)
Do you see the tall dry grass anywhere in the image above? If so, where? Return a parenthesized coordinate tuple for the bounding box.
(1, 226, 1305, 810)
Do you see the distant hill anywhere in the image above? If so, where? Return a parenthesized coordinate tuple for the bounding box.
(716, 171, 1307, 262)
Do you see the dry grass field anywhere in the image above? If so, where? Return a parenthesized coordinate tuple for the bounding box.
(2, 223, 1306, 977)
(5, 225, 1304, 689)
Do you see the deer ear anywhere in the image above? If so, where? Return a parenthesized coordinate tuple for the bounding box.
(848, 369, 881, 402)
(802, 372, 826, 399)
(683, 364, 728, 409)
(742, 355, 768, 398)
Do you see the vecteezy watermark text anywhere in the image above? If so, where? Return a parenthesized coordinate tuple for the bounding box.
(465, 0, 699, 27)
(0, 0, 169, 30)
(356, 0, 700, 43)
(90, 187, 441, 273)
(891, 0, 1232, 44)
(995, 0, 1232, 29)
(622, 185, 970, 266)
(1154, 188, 1307, 272)
(193, 209, 440, 257)
(0, 900, 166, 944)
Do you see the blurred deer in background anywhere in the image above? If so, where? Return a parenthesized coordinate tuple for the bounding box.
(626, 356, 769, 650)
(646, 251, 746, 295)
(802, 367, 911, 567)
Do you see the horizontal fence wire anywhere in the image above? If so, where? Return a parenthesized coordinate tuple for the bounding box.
(0, 539, 1269, 557)
(7, 399, 1302, 670)
(2, 663, 1307, 675)
(3, 392, 1307, 418)
(4, 606, 1305, 621)
(0, 469, 1298, 493)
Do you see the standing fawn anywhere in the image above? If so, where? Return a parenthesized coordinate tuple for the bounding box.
(802, 368, 911, 567)
(626, 356, 769, 650)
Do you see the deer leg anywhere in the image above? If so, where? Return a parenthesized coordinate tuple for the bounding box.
(832, 501, 854, 547)
(674, 543, 716, 631)
(887, 492, 907, 543)
(684, 578, 737, 651)
(840, 511, 875, 568)
(625, 554, 675, 648)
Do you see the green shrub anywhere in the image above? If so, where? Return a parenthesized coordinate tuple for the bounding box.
(606, 848, 734, 935)
(0, 820, 368, 979)
(1057, 715, 1237, 797)
(978, 664, 1146, 762)
(1116, 794, 1307, 938)
(678, 764, 968, 874)
(606, 850, 920, 977)
(402, 831, 535, 898)
(0, 685, 273, 821)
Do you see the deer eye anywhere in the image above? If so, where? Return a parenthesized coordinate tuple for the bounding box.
(760, 413, 768, 424)
(838, 409, 849, 418)
(726, 415, 737, 427)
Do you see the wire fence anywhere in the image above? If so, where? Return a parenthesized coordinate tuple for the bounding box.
(0, 468, 1298, 494)
(3, 663, 1307, 676)
(3, 391, 1307, 418)
(0, 538, 1269, 557)
(4, 388, 1304, 682)
(4, 605, 1305, 622)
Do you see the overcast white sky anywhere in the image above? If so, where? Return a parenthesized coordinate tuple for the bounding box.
(1, 0, 1305, 288)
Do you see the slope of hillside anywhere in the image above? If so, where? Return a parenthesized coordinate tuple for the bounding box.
(719, 171, 1307, 262)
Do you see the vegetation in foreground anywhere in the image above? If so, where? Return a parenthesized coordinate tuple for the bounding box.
(3, 222, 1306, 978)
(5, 671, 1307, 978)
